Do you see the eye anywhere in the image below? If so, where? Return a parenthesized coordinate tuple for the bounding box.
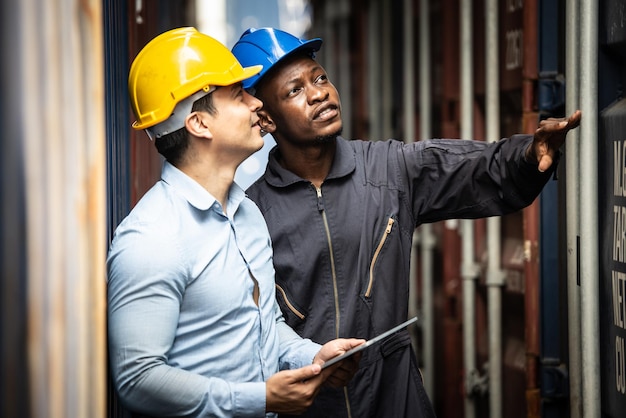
(315, 74, 328, 84)
(288, 86, 302, 97)
(231, 83, 244, 100)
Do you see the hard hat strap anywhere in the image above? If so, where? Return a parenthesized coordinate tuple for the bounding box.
(146, 87, 215, 141)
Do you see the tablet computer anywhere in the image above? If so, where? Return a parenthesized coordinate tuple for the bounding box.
(321, 316, 418, 369)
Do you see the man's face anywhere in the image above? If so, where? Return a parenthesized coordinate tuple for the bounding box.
(205, 83, 264, 161)
(257, 54, 342, 144)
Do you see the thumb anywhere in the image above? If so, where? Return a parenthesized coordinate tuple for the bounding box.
(538, 153, 554, 172)
(345, 338, 367, 349)
(291, 364, 322, 382)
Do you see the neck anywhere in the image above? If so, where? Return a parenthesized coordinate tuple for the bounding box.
(176, 154, 238, 214)
(275, 139, 336, 188)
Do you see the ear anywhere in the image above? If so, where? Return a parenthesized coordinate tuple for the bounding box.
(185, 111, 213, 139)
(257, 109, 276, 134)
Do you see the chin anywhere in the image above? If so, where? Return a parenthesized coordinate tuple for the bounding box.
(247, 135, 264, 151)
(315, 126, 343, 143)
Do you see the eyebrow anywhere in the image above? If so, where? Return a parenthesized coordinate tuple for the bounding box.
(229, 82, 243, 97)
(283, 65, 324, 87)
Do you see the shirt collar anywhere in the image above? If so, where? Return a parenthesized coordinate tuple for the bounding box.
(264, 137, 356, 187)
(161, 161, 246, 213)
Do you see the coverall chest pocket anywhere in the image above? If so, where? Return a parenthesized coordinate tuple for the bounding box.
(363, 215, 397, 299)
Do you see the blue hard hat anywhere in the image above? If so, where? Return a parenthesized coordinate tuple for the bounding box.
(231, 27, 323, 90)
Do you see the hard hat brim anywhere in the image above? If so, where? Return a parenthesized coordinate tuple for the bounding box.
(256, 38, 322, 86)
(230, 64, 264, 86)
(245, 38, 323, 90)
(285, 38, 323, 58)
(132, 64, 263, 131)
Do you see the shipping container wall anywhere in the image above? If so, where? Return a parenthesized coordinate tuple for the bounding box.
(103, 1, 195, 416)
(598, 0, 626, 416)
(305, 0, 612, 417)
(2, 1, 108, 417)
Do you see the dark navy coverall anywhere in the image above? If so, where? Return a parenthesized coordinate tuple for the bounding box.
(246, 135, 554, 418)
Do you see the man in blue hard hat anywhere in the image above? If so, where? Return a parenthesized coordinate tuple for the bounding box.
(232, 27, 581, 418)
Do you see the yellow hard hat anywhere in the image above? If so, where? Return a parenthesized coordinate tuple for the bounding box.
(128, 27, 262, 138)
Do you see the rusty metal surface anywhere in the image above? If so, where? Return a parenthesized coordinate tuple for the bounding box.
(1, 0, 108, 417)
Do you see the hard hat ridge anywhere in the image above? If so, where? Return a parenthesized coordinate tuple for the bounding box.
(231, 27, 323, 90)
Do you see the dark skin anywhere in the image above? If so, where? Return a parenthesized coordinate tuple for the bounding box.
(528, 109, 582, 171)
(256, 53, 343, 187)
(256, 53, 582, 185)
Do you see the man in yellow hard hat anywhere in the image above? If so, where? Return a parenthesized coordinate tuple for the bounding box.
(107, 27, 364, 418)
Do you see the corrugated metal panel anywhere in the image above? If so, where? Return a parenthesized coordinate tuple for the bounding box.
(104, 0, 131, 240)
(103, 1, 132, 415)
(598, 0, 626, 417)
(127, 0, 194, 207)
(598, 97, 626, 418)
(103, 2, 194, 417)
(1, 0, 29, 415)
(500, 0, 524, 91)
(598, 2, 626, 417)
(537, 2, 568, 418)
(1, 0, 108, 417)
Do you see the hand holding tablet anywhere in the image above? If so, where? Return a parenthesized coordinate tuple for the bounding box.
(321, 316, 418, 369)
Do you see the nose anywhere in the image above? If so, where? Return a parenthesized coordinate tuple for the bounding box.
(308, 83, 328, 104)
(244, 90, 263, 112)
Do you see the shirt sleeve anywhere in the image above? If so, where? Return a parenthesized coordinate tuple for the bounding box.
(106, 225, 267, 418)
(273, 301, 322, 370)
(398, 134, 555, 224)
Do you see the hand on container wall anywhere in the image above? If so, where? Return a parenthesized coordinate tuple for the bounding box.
(527, 109, 582, 172)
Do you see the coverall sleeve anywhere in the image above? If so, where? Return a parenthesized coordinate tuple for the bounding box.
(274, 301, 322, 370)
(399, 134, 554, 224)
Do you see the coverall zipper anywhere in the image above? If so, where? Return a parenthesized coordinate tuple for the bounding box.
(315, 185, 352, 418)
(365, 217, 395, 298)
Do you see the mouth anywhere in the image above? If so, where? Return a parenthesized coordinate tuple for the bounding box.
(252, 119, 268, 137)
(313, 103, 339, 121)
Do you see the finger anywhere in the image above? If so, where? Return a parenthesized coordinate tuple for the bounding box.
(325, 375, 345, 388)
(538, 110, 581, 131)
(538, 117, 564, 126)
(539, 120, 569, 134)
(324, 360, 360, 388)
(567, 109, 582, 128)
(319, 363, 348, 387)
(538, 153, 554, 172)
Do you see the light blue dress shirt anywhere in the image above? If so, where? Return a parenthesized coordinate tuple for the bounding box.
(107, 161, 321, 417)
